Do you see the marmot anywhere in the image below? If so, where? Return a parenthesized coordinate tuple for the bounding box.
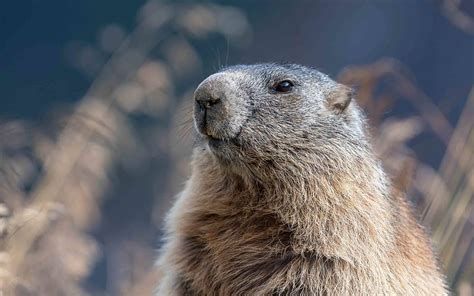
(156, 64, 447, 295)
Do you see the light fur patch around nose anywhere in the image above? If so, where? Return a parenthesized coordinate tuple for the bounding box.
(194, 71, 252, 140)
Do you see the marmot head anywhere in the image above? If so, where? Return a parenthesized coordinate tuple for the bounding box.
(193, 63, 370, 180)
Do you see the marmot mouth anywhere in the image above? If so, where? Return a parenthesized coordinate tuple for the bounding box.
(200, 118, 248, 153)
(202, 122, 244, 143)
(207, 136, 223, 149)
(204, 133, 241, 151)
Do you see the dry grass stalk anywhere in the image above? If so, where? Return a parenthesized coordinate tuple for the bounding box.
(1, 1, 472, 294)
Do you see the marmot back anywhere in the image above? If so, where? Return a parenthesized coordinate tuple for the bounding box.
(156, 64, 447, 295)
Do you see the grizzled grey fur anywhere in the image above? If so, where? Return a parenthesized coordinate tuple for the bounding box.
(156, 64, 447, 295)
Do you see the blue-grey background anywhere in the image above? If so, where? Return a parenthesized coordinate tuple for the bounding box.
(1, 1, 472, 295)
(2, 1, 472, 119)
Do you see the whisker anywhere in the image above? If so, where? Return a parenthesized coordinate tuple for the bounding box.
(177, 121, 194, 144)
(224, 37, 230, 69)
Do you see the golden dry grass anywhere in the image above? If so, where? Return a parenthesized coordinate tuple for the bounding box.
(0, 1, 472, 295)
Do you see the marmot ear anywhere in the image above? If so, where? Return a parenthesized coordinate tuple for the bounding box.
(326, 84, 354, 114)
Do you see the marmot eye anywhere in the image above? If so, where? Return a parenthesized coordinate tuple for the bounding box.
(274, 80, 294, 93)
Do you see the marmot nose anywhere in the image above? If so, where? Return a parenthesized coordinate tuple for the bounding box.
(193, 82, 224, 136)
(193, 73, 246, 140)
(195, 94, 222, 110)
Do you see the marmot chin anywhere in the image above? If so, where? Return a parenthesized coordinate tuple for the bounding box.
(156, 64, 447, 295)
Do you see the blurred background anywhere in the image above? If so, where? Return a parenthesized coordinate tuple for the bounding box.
(0, 0, 473, 295)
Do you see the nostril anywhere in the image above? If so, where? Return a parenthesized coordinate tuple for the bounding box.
(208, 97, 221, 106)
(196, 97, 221, 109)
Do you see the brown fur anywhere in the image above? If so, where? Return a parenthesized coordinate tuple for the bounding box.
(156, 64, 447, 295)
